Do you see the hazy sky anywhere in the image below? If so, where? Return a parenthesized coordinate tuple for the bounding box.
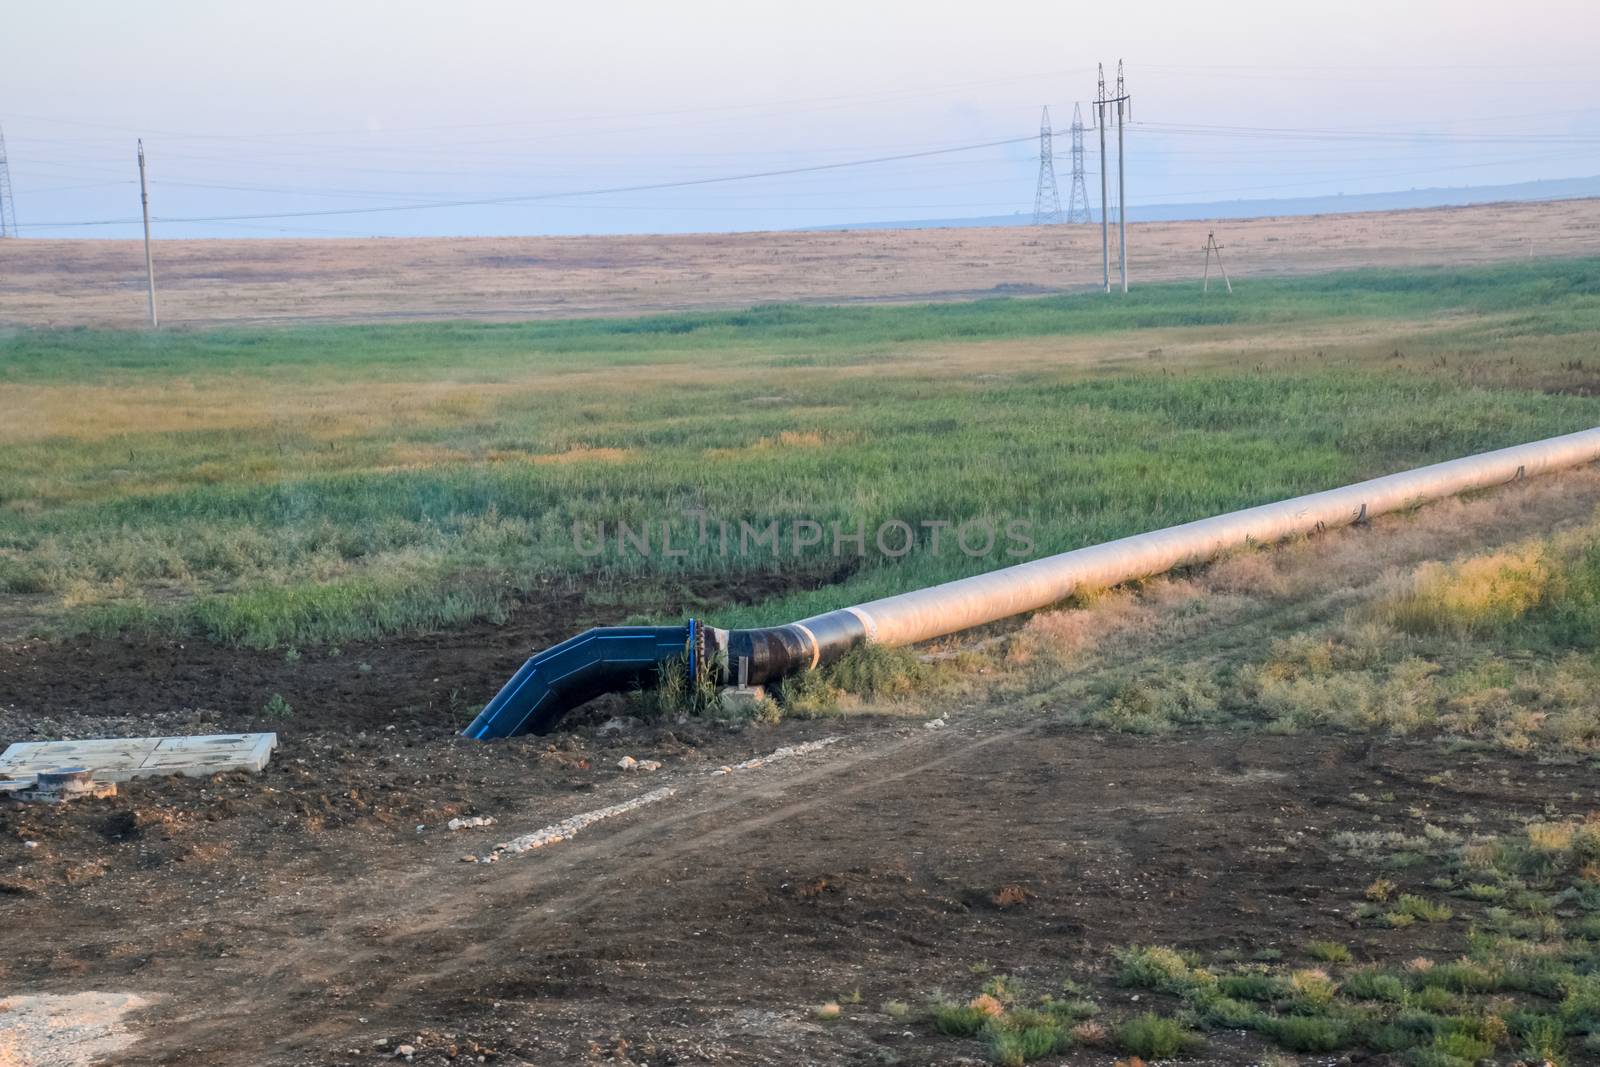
(5, 0, 1599, 238)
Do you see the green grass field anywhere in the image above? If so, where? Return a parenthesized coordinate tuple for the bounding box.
(3, 257, 1599, 647)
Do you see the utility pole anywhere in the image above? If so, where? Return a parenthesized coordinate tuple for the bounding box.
(1032, 106, 1064, 225)
(1065, 103, 1091, 224)
(1096, 65, 1109, 293)
(137, 139, 158, 328)
(1201, 231, 1231, 294)
(1116, 60, 1130, 294)
(0, 124, 18, 238)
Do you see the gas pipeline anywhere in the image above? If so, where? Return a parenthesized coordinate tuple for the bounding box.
(464, 427, 1600, 740)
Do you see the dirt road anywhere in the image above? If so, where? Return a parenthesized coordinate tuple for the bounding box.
(5, 198, 1599, 328)
(4, 712, 1590, 1066)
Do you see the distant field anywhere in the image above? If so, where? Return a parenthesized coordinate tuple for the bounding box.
(2, 257, 1599, 647)
(3, 198, 1600, 328)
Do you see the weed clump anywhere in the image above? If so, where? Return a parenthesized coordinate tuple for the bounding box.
(1286, 968, 1339, 1007)
(823, 643, 927, 699)
(632, 652, 722, 720)
(986, 1018, 1065, 1066)
(1393, 895, 1454, 923)
(1217, 971, 1281, 1002)
(1381, 546, 1551, 636)
(1117, 945, 1209, 995)
(773, 667, 840, 717)
(1344, 969, 1407, 1002)
(1307, 940, 1353, 964)
(1260, 1014, 1350, 1053)
(933, 1003, 989, 1037)
(1117, 1013, 1195, 1059)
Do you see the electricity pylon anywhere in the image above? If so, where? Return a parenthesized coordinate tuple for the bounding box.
(0, 125, 18, 238)
(1065, 103, 1091, 223)
(1032, 105, 1064, 225)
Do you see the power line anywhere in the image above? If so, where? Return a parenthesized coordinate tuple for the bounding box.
(1132, 120, 1600, 145)
(11, 108, 1600, 234)
(0, 67, 1096, 146)
(17, 130, 1042, 229)
(150, 132, 1043, 227)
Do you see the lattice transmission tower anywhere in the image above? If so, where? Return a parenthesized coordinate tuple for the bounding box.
(1032, 105, 1064, 225)
(0, 125, 17, 238)
(1065, 103, 1092, 223)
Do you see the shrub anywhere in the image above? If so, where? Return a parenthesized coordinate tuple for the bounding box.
(1517, 1013, 1566, 1063)
(971, 993, 1006, 1017)
(934, 1003, 989, 1037)
(262, 692, 293, 719)
(1502, 956, 1576, 997)
(1039, 996, 1098, 1022)
(773, 667, 840, 716)
(1382, 546, 1550, 637)
(1071, 1019, 1107, 1045)
(1090, 670, 1222, 733)
(1454, 1012, 1508, 1047)
(1261, 1014, 1351, 1053)
(1419, 1030, 1494, 1066)
(1344, 969, 1407, 1002)
(1189, 994, 1264, 1030)
(1218, 972, 1281, 1002)
(1542, 542, 1600, 645)
(1391, 1009, 1450, 1038)
(1117, 1013, 1194, 1059)
(1307, 940, 1352, 964)
(1418, 961, 1499, 994)
(1560, 973, 1600, 1031)
(986, 1021, 1063, 1066)
(1287, 968, 1338, 1007)
(1410, 985, 1457, 1013)
(1394, 895, 1454, 923)
(1117, 945, 1206, 994)
(1359, 1021, 1424, 1053)
(823, 642, 926, 699)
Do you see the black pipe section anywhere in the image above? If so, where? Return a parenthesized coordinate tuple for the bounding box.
(462, 609, 869, 740)
(462, 625, 691, 739)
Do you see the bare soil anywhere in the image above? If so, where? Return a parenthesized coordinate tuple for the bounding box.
(5, 198, 1600, 328)
(7, 470, 1600, 1064)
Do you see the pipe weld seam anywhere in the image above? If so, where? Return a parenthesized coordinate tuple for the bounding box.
(791, 622, 822, 672)
(842, 606, 878, 642)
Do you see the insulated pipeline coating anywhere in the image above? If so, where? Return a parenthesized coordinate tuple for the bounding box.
(813, 427, 1600, 649)
(464, 426, 1600, 739)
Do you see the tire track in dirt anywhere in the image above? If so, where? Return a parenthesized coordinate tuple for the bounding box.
(126, 717, 1042, 1063)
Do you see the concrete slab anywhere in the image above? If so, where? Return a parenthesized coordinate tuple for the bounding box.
(0, 733, 277, 784)
(0, 738, 160, 781)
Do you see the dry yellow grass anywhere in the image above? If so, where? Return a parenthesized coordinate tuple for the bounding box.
(5, 199, 1599, 328)
(1381, 545, 1553, 636)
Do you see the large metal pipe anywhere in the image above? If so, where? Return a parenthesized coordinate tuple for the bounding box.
(464, 427, 1600, 739)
